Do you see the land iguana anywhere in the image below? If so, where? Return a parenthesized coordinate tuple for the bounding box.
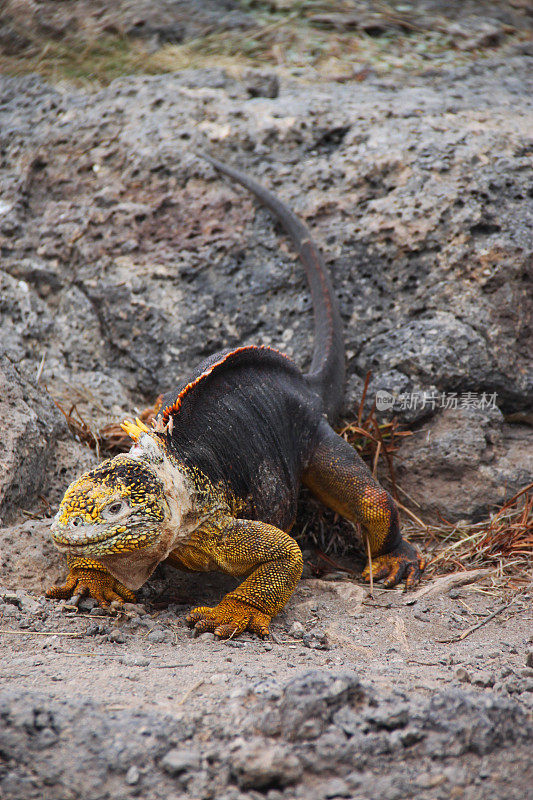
(47, 154, 425, 638)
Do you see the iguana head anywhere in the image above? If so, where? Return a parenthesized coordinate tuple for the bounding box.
(51, 424, 194, 588)
(51, 456, 168, 554)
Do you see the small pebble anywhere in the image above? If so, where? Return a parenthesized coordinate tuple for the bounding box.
(2, 592, 21, 607)
(123, 603, 147, 615)
(78, 597, 98, 612)
(86, 623, 99, 636)
(473, 671, 495, 688)
(125, 765, 140, 785)
(160, 747, 201, 775)
(455, 667, 471, 683)
(303, 629, 330, 651)
(119, 655, 151, 667)
(320, 777, 352, 798)
(108, 628, 126, 644)
(1, 605, 21, 618)
(146, 628, 167, 644)
(288, 622, 304, 639)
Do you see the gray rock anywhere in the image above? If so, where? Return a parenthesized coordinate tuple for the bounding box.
(1, 591, 21, 607)
(242, 69, 279, 99)
(303, 628, 331, 650)
(0, 357, 65, 522)
(366, 700, 409, 730)
(419, 689, 531, 757)
(232, 740, 302, 790)
(396, 407, 532, 521)
(526, 651, 533, 668)
(455, 667, 472, 683)
(473, 671, 495, 688)
(357, 312, 494, 400)
(332, 706, 360, 737)
(123, 603, 147, 616)
(260, 671, 365, 742)
(316, 777, 352, 798)
(160, 746, 201, 776)
(119, 655, 151, 667)
(78, 597, 99, 612)
(1, 603, 21, 618)
(288, 621, 304, 639)
(125, 765, 139, 785)
(146, 628, 167, 644)
(447, 17, 505, 51)
(506, 678, 533, 695)
(85, 623, 100, 636)
(253, 680, 282, 701)
(108, 628, 126, 644)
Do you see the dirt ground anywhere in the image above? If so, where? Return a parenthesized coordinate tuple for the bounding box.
(1, 565, 532, 800)
(0, 2, 532, 799)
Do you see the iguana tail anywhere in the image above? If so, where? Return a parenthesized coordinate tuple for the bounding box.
(198, 153, 345, 424)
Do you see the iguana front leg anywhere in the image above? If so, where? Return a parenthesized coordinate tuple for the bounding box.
(174, 517, 303, 639)
(304, 420, 425, 589)
(46, 557, 136, 606)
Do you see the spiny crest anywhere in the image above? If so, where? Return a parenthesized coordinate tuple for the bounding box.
(158, 345, 287, 427)
(121, 417, 150, 443)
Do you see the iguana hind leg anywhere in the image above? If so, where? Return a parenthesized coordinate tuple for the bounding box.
(303, 420, 424, 588)
(46, 557, 136, 606)
(177, 516, 303, 639)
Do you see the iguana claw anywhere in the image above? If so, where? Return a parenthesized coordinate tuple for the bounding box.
(186, 598, 271, 639)
(362, 540, 425, 590)
(46, 566, 135, 607)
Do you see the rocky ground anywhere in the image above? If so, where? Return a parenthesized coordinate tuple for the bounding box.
(1, 2, 532, 799)
(1, 574, 532, 800)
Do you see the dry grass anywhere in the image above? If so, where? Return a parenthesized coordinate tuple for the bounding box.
(1, 1, 521, 87)
(408, 485, 533, 590)
(0, 35, 152, 86)
(53, 396, 163, 459)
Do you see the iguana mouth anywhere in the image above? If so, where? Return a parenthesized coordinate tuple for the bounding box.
(51, 521, 158, 556)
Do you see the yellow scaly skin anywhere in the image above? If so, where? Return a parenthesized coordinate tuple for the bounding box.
(47, 425, 302, 638)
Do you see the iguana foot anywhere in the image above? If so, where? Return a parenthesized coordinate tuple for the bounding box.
(46, 567, 135, 607)
(186, 598, 271, 639)
(362, 540, 425, 590)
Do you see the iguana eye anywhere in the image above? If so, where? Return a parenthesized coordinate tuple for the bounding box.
(107, 501, 125, 515)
